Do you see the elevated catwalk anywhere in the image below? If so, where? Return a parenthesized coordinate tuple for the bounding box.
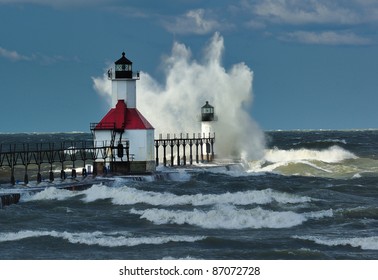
(0, 133, 214, 185)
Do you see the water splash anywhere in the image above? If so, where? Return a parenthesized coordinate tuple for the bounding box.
(92, 32, 265, 160)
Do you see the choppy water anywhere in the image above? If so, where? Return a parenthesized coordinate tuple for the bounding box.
(1, 130, 378, 259)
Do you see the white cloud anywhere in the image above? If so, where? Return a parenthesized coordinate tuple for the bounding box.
(244, 0, 378, 25)
(245, 20, 266, 29)
(280, 30, 372, 45)
(0, 0, 112, 7)
(0, 46, 74, 64)
(163, 9, 222, 35)
(0, 47, 31, 61)
(353, 0, 378, 20)
(251, 0, 359, 25)
(241, 0, 378, 45)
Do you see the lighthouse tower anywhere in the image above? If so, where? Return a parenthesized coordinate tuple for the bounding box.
(201, 101, 216, 137)
(91, 52, 155, 174)
(110, 52, 137, 108)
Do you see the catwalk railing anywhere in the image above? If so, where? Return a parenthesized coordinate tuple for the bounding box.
(0, 141, 99, 185)
(0, 133, 215, 185)
(155, 133, 215, 166)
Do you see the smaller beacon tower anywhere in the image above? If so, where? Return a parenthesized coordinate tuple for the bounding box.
(201, 101, 216, 137)
(91, 52, 155, 174)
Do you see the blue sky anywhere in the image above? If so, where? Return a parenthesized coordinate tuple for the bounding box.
(1, 0, 377, 132)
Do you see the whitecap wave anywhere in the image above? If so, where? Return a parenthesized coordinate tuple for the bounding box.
(264, 145, 357, 164)
(82, 185, 312, 206)
(293, 138, 347, 146)
(246, 145, 361, 178)
(130, 205, 333, 229)
(293, 235, 378, 250)
(162, 256, 200, 260)
(200, 163, 251, 177)
(19, 184, 312, 206)
(21, 187, 79, 202)
(0, 230, 205, 247)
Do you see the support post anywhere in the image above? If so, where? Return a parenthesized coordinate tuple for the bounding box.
(155, 141, 159, 166)
(200, 138, 204, 162)
(176, 139, 180, 166)
(211, 136, 215, 161)
(163, 141, 167, 167)
(170, 140, 174, 166)
(195, 140, 199, 164)
(189, 140, 193, 165)
(36, 163, 42, 183)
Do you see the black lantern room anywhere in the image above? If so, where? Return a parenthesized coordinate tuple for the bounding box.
(115, 52, 133, 79)
(201, 101, 215, 121)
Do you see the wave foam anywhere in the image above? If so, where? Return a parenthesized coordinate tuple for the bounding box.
(0, 230, 205, 247)
(21, 187, 79, 202)
(131, 205, 333, 229)
(264, 145, 357, 164)
(82, 185, 312, 206)
(246, 145, 360, 178)
(293, 235, 378, 250)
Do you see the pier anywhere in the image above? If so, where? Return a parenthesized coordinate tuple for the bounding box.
(0, 133, 215, 207)
(0, 133, 215, 185)
(0, 141, 98, 185)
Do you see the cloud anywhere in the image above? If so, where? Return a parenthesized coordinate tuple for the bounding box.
(244, 0, 378, 25)
(245, 20, 266, 30)
(92, 33, 266, 160)
(241, 0, 378, 45)
(0, 47, 31, 61)
(249, 0, 360, 25)
(0, 0, 112, 7)
(280, 31, 372, 45)
(163, 9, 223, 35)
(0, 46, 75, 64)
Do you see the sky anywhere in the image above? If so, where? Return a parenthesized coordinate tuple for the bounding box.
(1, 0, 378, 133)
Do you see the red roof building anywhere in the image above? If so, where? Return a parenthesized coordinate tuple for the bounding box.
(95, 100, 153, 131)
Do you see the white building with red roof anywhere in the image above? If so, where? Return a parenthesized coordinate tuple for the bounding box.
(91, 52, 155, 174)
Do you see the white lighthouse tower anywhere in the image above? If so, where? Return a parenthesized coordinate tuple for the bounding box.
(201, 101, 216, 137)
(110, 52, 137, 108)
(91, 52, 155, 174)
